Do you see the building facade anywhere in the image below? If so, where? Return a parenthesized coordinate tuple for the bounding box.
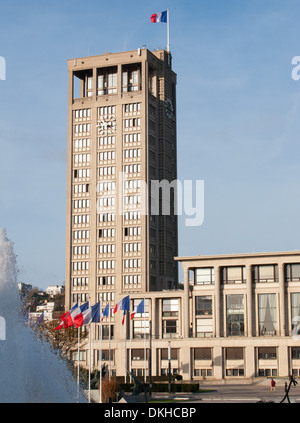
(69, 251, 300, 382)
(65, 48, 178, 316)
(176, 251, 300, 381)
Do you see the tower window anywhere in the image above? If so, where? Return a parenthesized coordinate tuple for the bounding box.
(97, 66, 117, 95)
(122, 63, 141, 92)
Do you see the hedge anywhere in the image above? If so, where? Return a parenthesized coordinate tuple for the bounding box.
(116, 375, 182, 383)
(118, 383, 199, 393)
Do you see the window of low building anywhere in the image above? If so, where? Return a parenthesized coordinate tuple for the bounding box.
(194, 267, 215, 285)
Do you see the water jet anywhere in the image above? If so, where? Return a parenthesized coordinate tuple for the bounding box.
(0, 229, 84, 403)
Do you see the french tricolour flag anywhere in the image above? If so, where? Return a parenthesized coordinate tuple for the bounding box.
(74, 301, 101, 328)
(150, 10, 167, 23)
(63, 301, 89, 328)
(131, 299, 145, 320)
(54, 302, 78, 330)
(113, 295, 130, 325)
(101, 303, 109, 322)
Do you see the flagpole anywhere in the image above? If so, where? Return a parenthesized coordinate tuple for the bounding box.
(77, 300, 81, 403)
(108, 305, 111, 380)
(144, 297, 146, 384)
(88, 323, 91, 403)
(129, 309, 132, 384)
(77, 326, 80, 402)
(91, 321, 94, 370)
(167, 9, 170, 52)
(124, 312, 127, 384)
(99, 322, 103, 403)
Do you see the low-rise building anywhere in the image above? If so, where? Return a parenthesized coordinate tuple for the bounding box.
(46, 285, 64, 297)
(30, 302, 55, 322)
(71, 250, 300, 383)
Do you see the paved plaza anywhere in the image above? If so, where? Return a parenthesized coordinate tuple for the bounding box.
(149, 381, 300, 403)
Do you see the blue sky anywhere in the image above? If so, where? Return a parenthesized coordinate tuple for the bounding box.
(1, 0, 300, 288)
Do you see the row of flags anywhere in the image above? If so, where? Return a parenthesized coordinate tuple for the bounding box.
(24, 310, 45, 327)
(53, 296, 145, 331)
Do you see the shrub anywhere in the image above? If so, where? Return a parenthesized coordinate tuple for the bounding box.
(101, 376, 119, 403)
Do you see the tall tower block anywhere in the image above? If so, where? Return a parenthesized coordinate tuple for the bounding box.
(65, 49, 178, 311)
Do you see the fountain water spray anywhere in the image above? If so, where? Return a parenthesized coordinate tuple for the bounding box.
(0, 229, 85, 403)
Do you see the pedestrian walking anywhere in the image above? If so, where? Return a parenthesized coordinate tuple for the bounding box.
(270, 378, 276, 392)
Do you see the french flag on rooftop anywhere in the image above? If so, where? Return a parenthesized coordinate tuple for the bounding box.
(150, 10, 167, 23)
(113, 295, 130, 325)
(131, 299, 144, 320)
(74, 301, 101, 328)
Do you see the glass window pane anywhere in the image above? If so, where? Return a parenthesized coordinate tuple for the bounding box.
(226, 347, 243, 360)
(224, 266, 245, 284)
(258, 265, 277, 282)
(162, 299, 179, 316)
(161, 348, 178, 360)
(195, 268, 214, 285)
(196, 318, 213, 337)
(195, 296, 212, 316)
(194, 348, 211, 360)
(292, 347, 300, 359)
(226, 295, 244, 336)
(258, 347, 277, 359)
(258, 294, 277, 336)
(163, 320, 178, 338)
(87, 76, 93, 89)
(288, 264, 300, 281)
(291, 293, 300, 335)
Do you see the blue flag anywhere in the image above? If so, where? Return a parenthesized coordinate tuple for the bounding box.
(131, 299, 145, 320)
(101, 303, 109, 321)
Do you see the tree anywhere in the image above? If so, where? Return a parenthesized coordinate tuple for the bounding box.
(23, 287, 44, 311)
(52, 293, 65, 313)
(33, 319, 79, 358)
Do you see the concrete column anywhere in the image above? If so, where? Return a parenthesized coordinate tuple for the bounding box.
(92, 67, 97, 99)
(246, 265, 253, 337)
(245, 346, 255, 379)
(157, 298, 162, 339)
(279, 263, 286, 337)
(213, 345, 223, 380)
(278, 345, 289, 377)
(183, 266, 190, 339)
(180, 346, 191, 381)
(149, 298, 157, 378)
(215, 266, 221, 338)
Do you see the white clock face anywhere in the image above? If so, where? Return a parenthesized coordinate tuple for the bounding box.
(165, 97, 174, 119)
(97, 115, 116, 135)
